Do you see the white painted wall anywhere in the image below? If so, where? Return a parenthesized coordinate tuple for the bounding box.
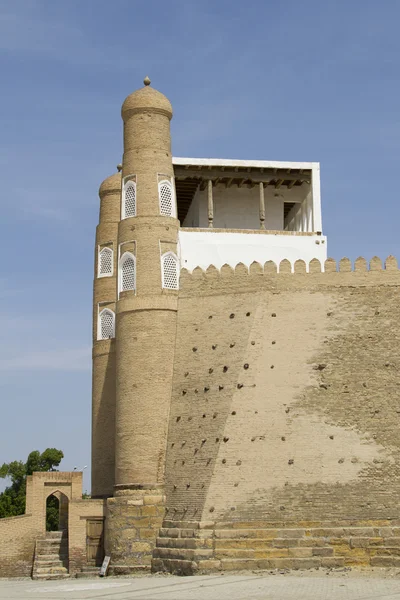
(183, 183, 310, 231)
(183, 188, 200, 227)
(179, 230, 327, 272)
(286, 190, 313, 232)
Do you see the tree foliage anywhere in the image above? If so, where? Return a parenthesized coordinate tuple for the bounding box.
(0, 448, 64, 526)
(46, 495, 60, 532)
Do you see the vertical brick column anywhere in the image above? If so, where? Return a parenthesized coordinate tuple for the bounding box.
(105, 78, 179, 570)
(106, 490, 165, 574)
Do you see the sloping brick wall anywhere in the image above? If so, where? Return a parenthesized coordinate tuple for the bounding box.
(164, 258, 400, 527)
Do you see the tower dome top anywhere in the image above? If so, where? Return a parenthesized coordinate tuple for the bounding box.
(121, 77, 172, 120)
(99, 170, 122, 197)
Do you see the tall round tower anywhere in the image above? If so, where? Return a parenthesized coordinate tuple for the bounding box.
(105, 78, 179, 569)
(91, 170, 121, 498)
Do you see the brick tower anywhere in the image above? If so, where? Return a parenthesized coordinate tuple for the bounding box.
(105, 77, 180, 570)
(92, 170, 121, 498)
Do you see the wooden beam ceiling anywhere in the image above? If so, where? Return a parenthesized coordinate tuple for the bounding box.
(174, 166, 311, 184)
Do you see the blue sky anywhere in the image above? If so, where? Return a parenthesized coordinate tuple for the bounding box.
(0, 0, 399, 493)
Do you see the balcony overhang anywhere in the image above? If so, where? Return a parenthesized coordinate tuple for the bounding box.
(172, 157, 316, 224)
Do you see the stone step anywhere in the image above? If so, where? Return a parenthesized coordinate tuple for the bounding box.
(215, 547, 334, 559)
(35, 552, 68, 559)
(156, 537, 208, 549)
(34, 566, 68, 575)
(36, 543, 68, 554)
(152, 558, 194, 576)
(34, 559, 66, 568)
(37, 538, 68, 546)
(46, 531, 67, 539)
(108, 564, 150, 576)
(32, 573, 70, 580)
(159, 526, 400, 540)
(156, 535, 336, 555)
(153, 547, 213, 561)
(153, 556, 345, 574)
(371, 556, 400, 567)
(76, 567, 101, 579)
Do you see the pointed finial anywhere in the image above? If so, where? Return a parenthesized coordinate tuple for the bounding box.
(117, 163, 122, 172)
(143, 76, 151, 86)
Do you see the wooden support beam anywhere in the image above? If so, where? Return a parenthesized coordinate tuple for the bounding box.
(259, 182, 265, 230)
(275, 179, 283, 189)
(207, 180, 213, 228)
(174, 168, 311, 184)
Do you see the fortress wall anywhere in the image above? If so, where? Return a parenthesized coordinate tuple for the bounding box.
(0, 514, 41, 577)
(164, 257, 400, 526)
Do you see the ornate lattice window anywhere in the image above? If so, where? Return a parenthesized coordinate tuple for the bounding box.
(98, 247, 113, 277)
(119, 252, 136, 293)
(161, 252, 179, 289)
(158, 180, 174, 217)
(98, 308, 115, 340)
(123, 180, 136, 219)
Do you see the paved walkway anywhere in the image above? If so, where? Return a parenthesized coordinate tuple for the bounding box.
(1, 572, 400, 600)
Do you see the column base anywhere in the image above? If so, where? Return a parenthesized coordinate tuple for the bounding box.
(105, 489, 165, 569)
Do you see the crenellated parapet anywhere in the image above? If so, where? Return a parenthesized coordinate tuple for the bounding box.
(179, 256, 399, 295)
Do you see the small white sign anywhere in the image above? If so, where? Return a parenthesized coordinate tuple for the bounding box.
(99, 555, 111, 577)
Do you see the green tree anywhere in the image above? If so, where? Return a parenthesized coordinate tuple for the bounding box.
(0, 448, 64, 529)
(46, 496, 60, 531)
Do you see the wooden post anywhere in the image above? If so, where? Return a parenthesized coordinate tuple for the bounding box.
(300, 202, 305, 232)
(207, 179, 213, 228)
(259, 182, 265, 229)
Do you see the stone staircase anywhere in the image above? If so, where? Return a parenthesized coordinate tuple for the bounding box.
(76, 566, 100, 578)
(32, 531, 69, 580)
(152, 522, 400, 575)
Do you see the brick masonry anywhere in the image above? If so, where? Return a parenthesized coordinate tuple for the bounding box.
(105, 490, 166, 572)
(153, 258, 400, 573)
(0, 472, 105, 578)
(153, 519, 400, 574)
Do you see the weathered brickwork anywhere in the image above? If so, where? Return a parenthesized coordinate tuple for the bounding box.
(153, 519, 400, 574)
(0, 513, 41, 577)
(152, 258, 400, 573)
(0, 472, 105, 578)
(105, 490, 165, 573)
(165, 259, 400, 523)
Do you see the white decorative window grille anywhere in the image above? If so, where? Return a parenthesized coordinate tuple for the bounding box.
(98, 309, 115, 340)
(119, 253, 136, 293)
(158, 180, 174, 217)
(98, 247, 113, 277)
(161, 252, 179, 289)
(123, 181, 136, 218)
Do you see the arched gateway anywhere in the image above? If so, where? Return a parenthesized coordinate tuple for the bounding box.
(0, 471, 105, 578)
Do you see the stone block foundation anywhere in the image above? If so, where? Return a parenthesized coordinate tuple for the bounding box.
(152, 519, 400, 575)
(105, 489, 165, 573)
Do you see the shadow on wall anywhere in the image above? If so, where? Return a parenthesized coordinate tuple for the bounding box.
(165, 293, 262, 521)
(165, 259, 400, 524)
(92, 342, 116, 498)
